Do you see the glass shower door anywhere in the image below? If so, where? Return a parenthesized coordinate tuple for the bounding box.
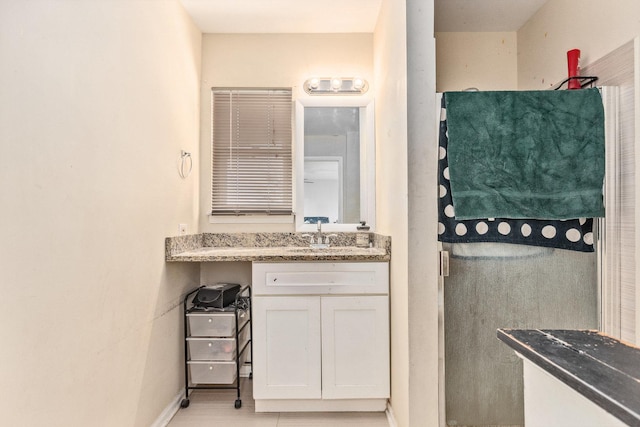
(442, 242, 598, 427)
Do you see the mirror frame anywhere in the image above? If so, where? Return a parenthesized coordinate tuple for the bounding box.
(295, 96, 376, 232)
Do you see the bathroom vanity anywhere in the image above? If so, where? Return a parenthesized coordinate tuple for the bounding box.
(166, 232, 391, 412)
(251, 261, 389, 412)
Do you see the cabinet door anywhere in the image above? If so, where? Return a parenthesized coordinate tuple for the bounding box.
(321, 296, 390, 399)
(252, 296, 322, 399)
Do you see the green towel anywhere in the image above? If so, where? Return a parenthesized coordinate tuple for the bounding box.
(444, 89, 605, 220)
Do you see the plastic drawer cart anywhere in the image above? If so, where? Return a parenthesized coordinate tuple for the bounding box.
(180, 285, 252, 409)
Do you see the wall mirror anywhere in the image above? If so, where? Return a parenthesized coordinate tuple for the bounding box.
(295, 97, 375, 232)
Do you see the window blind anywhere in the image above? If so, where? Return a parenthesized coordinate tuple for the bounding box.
(584, 42, 637, 344)
(211, 88, 292, 215)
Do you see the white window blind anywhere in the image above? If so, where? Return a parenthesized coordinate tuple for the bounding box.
(585, 41, 637, 345)
(211, 88, 292, 215)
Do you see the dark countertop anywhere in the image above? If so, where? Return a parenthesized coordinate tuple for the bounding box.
(497, 329, 640, 426)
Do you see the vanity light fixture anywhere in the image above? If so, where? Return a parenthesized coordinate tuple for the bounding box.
(303, 77, 369, 95)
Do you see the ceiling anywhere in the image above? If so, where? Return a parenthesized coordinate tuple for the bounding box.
(179, 0, 382, 33)
(434, 0, 548, 32)
(180, 0, 548, 34)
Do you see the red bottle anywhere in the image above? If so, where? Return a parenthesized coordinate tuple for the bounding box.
(567, 49, 581, 89)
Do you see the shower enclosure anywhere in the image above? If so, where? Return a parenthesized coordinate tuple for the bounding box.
(437, 88, 621, 426)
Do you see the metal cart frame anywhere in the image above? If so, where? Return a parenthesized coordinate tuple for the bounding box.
(180, 285, 252, 409)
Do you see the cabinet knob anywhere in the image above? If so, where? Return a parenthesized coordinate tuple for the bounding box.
(208, 342, 212, 347)
(209, 366, 213, 370)
(208, 318, 213, 323)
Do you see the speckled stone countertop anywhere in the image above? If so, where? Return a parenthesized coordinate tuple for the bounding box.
(165, 232, 391, 262)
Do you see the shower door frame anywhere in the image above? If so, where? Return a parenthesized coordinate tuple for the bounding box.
(435, 91, 615, 427)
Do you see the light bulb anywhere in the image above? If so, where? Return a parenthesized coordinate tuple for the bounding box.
(352, 77, 365, 90)
(330, 78, 342, 91)
(308, 78, 320, 89)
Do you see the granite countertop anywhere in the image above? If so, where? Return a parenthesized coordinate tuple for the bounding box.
(165, 232, 391, 262)
(497, 329, 640, 426)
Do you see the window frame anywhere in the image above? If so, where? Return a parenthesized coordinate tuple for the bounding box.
(209, 87, 294, 222)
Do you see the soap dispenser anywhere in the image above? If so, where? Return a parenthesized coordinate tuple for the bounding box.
(356, 221, 370, 231)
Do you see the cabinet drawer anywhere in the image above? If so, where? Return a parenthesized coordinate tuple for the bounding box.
(188, 350, 248, 384)
(187, 326, 249, 361)
(187, 311, 249, 337)
(252, 262, 389, 295)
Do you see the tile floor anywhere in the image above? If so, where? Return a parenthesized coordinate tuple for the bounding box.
(168, 379, 391, 427)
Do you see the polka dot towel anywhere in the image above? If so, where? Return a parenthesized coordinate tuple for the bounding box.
(438, 101, 595, 252)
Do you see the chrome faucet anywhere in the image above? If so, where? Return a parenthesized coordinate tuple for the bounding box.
(315, 220, 323, 242)
(301, 220, 336, 248)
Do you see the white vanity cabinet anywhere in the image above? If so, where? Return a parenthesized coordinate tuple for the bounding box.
(251, 262, 389, 412)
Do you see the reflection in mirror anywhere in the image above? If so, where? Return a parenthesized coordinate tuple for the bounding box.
(304, 157, 342, 224)
(304, 107, 360, 224)
(295, 98, 375, 232)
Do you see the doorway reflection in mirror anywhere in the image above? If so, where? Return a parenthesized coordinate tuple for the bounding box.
(304, 107, 360, 224)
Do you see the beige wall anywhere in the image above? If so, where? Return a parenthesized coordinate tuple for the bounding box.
(0, 1, 201, 426)
(436, 32, 518, 92)
(373, 0, 411, 424)
(198, 33, 373, 233)
(406, 0, 439, 425)
(518, 0, 640, 90)
(436, 1, 640, 91)
(374, 2, 440, 426)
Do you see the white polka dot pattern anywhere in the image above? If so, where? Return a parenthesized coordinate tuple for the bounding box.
(476, 222, 489, 235)
(542, 225, 557, 239)
(444, 204, 455, 218)
(455, 223, 468, 236)
(584, 232, 594, 245)
(566, 228, 581, 242)
(498, 222, 511, 235)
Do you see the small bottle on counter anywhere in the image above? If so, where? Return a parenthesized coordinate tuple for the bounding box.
(356, 233, 371, 248)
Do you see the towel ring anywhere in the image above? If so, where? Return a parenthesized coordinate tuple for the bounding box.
(178, 150, 192, 179)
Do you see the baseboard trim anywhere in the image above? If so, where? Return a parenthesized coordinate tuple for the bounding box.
(151, 389, 184, 427)
(255, 398, 387, 412)
(385, 401, 398, 427)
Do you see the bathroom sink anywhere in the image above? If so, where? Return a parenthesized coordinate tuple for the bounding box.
(309, 243, 331, 249)
(285, 245, 352, 251)
(284, 246, 330, 252)
(282, 246, 368, 255)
